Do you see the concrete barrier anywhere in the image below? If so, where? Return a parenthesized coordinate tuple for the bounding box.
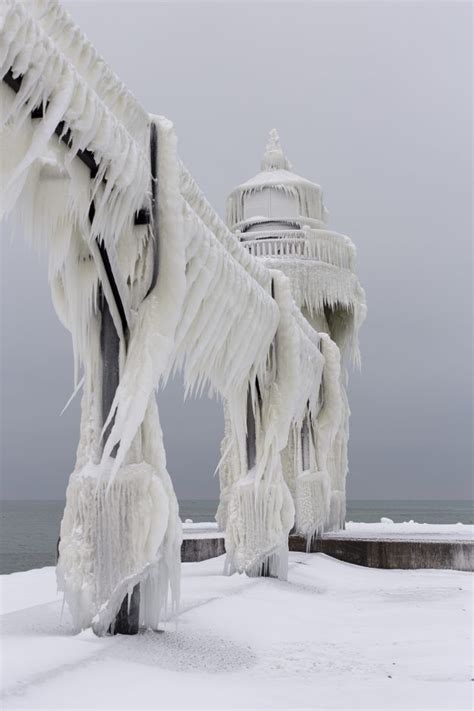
(289, 536, 474, 572)
(181, 533, 473, 571)
(181, 535, 225, 563)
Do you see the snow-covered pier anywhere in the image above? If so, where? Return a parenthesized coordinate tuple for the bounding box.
(182, 522, 474, 571)
(1, 553, 471, 710)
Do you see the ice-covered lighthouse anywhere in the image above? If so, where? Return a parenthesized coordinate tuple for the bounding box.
(1, 0, 371, 632)
(221, 129, 366, 534)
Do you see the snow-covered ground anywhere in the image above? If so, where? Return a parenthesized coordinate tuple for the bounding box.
(1, 554, 472, 710)
(183, 520, 474, 542)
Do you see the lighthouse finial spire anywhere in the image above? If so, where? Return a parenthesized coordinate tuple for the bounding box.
(261, 128, 291, 171)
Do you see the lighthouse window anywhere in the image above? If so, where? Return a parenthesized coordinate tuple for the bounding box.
(268, 190, 298, 219)
(244, 188, 298, 220)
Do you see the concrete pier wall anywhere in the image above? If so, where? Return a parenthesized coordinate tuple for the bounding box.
(182, 536, 225, 563)
(181, 534, 473, 571)
(289, 536, 474, 572)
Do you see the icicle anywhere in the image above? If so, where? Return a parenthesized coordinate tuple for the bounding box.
(294, 469, 331, 543)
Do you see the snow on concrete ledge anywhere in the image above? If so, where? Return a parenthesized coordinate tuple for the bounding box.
(183, 519, 473, 542)
(340, 520, 473, 542)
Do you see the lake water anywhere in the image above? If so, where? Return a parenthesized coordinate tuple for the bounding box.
(1, 499, 472, 574)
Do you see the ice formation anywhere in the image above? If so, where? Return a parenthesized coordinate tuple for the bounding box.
(221, 129, 366, 545)
(56, 116, 184, 635)
(1, 1, 365, 632)
(0, 1, 180, 633)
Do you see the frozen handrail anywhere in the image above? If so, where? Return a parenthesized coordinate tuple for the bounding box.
(29, 0, 149, 145)
(0, 0, 152, 242)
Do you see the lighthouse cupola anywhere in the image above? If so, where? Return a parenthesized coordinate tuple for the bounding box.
(226, 129, 328, 235)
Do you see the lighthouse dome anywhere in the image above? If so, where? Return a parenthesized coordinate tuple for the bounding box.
(226, 129, 328, 229)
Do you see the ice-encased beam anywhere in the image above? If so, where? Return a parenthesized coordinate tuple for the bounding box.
(2, 69, 151, 226)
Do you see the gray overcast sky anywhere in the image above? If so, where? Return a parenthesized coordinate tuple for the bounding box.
(1, 1, 472, 501)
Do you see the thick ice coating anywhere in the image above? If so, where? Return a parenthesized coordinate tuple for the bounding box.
(0, 1, 365, 631)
